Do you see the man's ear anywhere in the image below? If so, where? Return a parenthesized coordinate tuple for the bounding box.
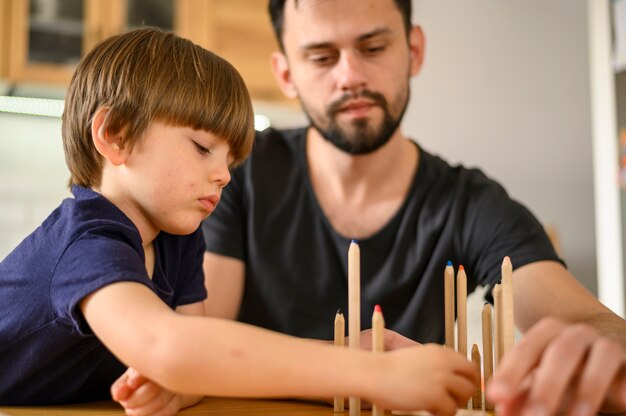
(91, 108, 126, 166)
(270, 51, 299, 99)
(408, 25, 426, 77)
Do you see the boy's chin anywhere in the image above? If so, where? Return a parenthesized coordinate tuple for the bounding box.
(162, 221, 203, 236)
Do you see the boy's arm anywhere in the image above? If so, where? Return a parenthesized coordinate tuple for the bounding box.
(82, 281, 478, 412)
(202, 252, 244, 319)
(110, 301, 205, 413)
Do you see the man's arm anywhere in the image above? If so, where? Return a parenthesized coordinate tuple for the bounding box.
(202, 252, 245, 319)
(512, 261, 623, 338)
(488, 260, 626, 415)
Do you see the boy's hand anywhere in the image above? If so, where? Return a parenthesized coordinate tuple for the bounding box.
(371, 344, 479, 415)
(111, 367, 188, 416)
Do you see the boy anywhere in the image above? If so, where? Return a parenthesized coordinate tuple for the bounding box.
(0, 28, 477, 415)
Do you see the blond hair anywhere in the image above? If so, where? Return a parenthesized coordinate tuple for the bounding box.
(62, 27, 254, 187)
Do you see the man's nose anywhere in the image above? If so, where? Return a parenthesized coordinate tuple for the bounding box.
(334, 52, 368, 92)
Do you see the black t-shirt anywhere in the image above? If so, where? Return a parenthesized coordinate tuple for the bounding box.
(202, 127, 561, 342)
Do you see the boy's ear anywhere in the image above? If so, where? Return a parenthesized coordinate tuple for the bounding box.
(91, 108, 126, 166)
(270, 51, 298, 99)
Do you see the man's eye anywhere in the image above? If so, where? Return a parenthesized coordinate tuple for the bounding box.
(308, 53, 337, 65)
(364, 45, 385, 55)
(194, 142, 211, 155)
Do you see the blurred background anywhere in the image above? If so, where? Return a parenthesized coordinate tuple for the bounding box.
(0, 1, 624, 340)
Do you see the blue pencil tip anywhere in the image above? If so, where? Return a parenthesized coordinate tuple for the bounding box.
(446, 260, 452, 266)
(351, 239, 358, 244)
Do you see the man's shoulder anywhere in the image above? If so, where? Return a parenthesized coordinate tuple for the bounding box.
(420, 148, 500, 187)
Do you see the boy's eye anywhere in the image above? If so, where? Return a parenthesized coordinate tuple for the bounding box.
(193, 141, 211, 155)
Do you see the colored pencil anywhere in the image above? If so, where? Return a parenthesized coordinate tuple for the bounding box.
(444, 261, 455, 349)
(482, 303, 494, 410)
(334, 309, 345, 412)
(348, 241, 361, 416)
(372, 305, 385, 416)
(501, 257, 515, 357)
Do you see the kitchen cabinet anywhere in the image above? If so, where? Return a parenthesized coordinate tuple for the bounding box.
(1, 0, 285, 103)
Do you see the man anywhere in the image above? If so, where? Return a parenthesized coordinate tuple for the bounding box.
(202, 0, 626, 414)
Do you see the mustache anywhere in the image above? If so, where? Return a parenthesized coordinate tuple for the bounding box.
(327, 89, 388, 116)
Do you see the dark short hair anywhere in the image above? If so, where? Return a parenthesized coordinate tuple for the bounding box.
(63, 27, 254, 188)
(268, 0, 412, 50)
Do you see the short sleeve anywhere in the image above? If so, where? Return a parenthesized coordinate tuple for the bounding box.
(50, 229, 151, 335)
(459, 174, 562, 293)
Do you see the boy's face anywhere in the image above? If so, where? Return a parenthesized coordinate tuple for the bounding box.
(117, 120, 232, 236)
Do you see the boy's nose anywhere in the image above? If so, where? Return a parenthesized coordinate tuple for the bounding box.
(212, 162, 231, 188)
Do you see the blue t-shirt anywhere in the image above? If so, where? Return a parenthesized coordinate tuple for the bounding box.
(0, 186, 207, 405)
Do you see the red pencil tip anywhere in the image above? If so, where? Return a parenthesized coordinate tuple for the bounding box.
(459, 265, 464, 271)
(374, 304, 382, 313)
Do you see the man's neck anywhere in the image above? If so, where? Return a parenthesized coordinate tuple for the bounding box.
(305, 127, 419, 239)
(306, 127, 417, 199)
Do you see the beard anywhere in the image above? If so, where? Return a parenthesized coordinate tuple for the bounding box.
(301, 87, 410, 155)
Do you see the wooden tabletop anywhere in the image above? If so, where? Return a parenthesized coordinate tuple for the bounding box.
(0, 397, 496, 416)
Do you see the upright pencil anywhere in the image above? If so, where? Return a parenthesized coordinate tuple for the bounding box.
(471, 344, 482, 410)
(501, 256, 515, 357)
(372, 305, 385, 416)
(482, 303, 494, 410)
(348, 240, 361, 416)
(457, 265, 467, 359)
(444, 261, 455, 349)
(334, 309, 345, 413)
(493, 283, 503, 369)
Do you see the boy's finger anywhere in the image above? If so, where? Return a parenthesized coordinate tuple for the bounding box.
(126, 368, 149, 389)
(111, 382, 133, 402)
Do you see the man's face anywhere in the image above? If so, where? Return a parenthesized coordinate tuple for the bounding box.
(278, 0, 421, 154)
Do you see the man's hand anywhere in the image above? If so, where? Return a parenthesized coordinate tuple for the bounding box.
(487, 317, 626, 415)
(111, 367, 199, 416)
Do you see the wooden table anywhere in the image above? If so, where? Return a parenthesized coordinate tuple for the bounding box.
(0, 397, 496, 415)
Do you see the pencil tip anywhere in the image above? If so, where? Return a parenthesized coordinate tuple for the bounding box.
(374, 304, 382, 313)
(459, 264, 464, 271)
(446, 260, 452, 266)
(336, 308, 342, 315)
(351, 239, 358, 245)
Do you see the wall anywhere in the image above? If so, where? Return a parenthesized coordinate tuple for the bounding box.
(407, 0, 597, 296)
(0, 1, 600, 310)
(0, 112, 70, 258)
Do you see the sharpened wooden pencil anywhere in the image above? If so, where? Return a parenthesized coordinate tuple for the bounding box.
(501, 257, 515, 357)
(471, 344, 482, 410)
(348, 241, 361, 416)
(334, 309, 345, 413)
(372, 305, 385, 416)
(444, 261, 455, 349)
(457, 265, 467, 359)
(482, 303, 494, 410)
(493, 283, 503, 369)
